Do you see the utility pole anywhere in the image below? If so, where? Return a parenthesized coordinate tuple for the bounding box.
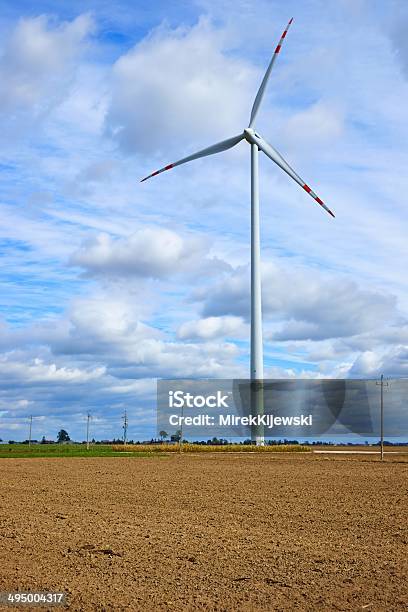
(86, 412, 91, 451)
(122, 409, 128, 447)
(28, 415, 33, 447)
(376, 375, 389, 461)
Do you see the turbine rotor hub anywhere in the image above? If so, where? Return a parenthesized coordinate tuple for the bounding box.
(244, 128, 255, 144)
(244, 128, 258, 144)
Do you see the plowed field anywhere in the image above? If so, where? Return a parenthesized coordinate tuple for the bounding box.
(1, 453, 407, 611)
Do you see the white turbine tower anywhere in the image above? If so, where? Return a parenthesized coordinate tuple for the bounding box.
(141, 19, 335, 444)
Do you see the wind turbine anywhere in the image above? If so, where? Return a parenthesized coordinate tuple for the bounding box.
(141, 18, 335, 444)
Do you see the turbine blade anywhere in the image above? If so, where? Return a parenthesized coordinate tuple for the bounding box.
(249, 18, 293, 128)
(255, 134, 335, 217)
(141, 134, 244, 182)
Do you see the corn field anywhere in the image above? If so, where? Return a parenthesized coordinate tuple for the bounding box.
(112, 443, 310, 453)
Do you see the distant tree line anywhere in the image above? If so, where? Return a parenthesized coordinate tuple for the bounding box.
(2, 429, 407, 446)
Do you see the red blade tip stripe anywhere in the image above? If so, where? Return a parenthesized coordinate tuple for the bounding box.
(141, 163, 174, 182)
(316, 196, 334, 216)
(275, 19, 293, 52)
(303, 184, 335, 217)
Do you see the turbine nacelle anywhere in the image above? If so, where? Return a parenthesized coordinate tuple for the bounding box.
(243, 128, 260, 144)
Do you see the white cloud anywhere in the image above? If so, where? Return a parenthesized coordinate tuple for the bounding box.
(199, 262, 399, 341)
(54, 293, 160, 358)
(0, 14, 94, 115)
(0, 355, 105, 384)
(350, 346, 408, 377)
(177, 315, 245, 340)
(105, 17, 256, 155)
(281, 102, 345, 148)
(70, 227, 230, 279)
(62, 294, 242, 378)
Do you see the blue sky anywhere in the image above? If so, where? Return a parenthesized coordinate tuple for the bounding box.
(0, 0, 408, 441)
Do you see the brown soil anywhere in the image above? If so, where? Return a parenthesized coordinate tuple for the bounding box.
(0, 454, 407, 611)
